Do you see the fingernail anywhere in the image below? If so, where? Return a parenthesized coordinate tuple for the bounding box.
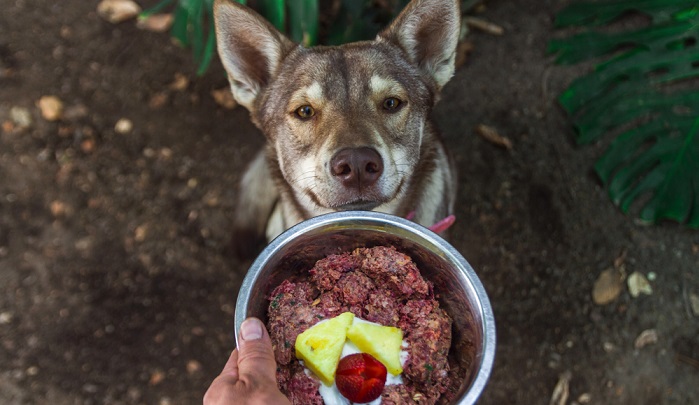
(241, 318, 263, 341)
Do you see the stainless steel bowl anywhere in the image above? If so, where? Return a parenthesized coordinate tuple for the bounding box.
(235, 211, 495, 404)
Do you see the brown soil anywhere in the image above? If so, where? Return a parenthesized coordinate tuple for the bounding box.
(1, 1, 697, 404)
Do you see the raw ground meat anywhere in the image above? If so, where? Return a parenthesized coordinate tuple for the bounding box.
(267, 246, 453, 405)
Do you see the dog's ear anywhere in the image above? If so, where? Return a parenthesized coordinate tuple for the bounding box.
(378, 0, 460, 91)
(214, 0, 295, 110)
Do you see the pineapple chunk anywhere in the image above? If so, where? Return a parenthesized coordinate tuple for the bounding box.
(295, 312, 355, 385)
(347, 320, 404, 375)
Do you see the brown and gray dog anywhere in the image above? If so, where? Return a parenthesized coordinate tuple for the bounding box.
(214, 0, 460, 257)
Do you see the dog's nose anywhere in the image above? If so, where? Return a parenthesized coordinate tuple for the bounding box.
(330, 147, 383, 189)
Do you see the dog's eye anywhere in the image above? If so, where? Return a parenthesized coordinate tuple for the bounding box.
(295, 105, 315, 120)
(382, 97, 402, 111)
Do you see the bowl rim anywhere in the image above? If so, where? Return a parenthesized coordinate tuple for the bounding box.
(234, 210, 496, 404)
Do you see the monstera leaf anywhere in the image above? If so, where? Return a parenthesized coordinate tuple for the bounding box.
(549, 0, 699, 228)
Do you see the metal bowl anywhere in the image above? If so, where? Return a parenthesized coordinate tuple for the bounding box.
(235, 211, 495, 404)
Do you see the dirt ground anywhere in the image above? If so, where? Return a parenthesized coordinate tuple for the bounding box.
(1, 0, 698, 404)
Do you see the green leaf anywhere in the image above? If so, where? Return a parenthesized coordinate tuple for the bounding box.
(551, 0, 699, 228)
(638, 118, 699, 225)
(139, 0, 175, 19)
(289, 0, 319, 46)
(196, 15, 217, 76)
(554, 0, 698, 28)
(327, 0, 379, 45)
(142, 0, 219, 75)
(188, 0, 205, 64)
(144, 0, 407, 74)
(171, 3, 191, 46)
(259, 0, 286, 31)
(548, 18, 695, 64)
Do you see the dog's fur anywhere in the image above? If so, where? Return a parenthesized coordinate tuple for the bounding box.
(214, 0, 461, 257)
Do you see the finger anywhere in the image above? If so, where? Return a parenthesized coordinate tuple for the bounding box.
(203, 350, 240, 404)
(221, 349, 239, 378)
(237, 317, 278, 383)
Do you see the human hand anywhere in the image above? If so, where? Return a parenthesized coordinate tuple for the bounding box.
(204, 318, 290, 405)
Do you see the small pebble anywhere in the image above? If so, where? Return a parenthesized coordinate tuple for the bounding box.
(186, 360, 202, 375)
(634, 329, 658, 349)
(0, 312, 13, 324)
(50, 200, 68, 217)
(211, 88, 238, 110)
(37, 96, 64, 121)
(97, 0, 141, 24)
(115, 118, 133, 134)
(10, 106, 33, 128)
(135, 225, 148, 242)
(150, 370, 165, 385)
(169, 73, 189, 91)
(137, 13, 174, 33)
(628, 272, 652, 298)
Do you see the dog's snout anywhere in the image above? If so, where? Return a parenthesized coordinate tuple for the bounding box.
(330, 147, 383, 189)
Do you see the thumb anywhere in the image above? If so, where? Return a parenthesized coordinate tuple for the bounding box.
(237, 317, 278, 383)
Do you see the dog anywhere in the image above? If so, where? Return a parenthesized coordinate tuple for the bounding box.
(214, 0, 461, 257)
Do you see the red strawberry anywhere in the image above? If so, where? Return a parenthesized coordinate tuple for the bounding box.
(335, 353, 387, 403)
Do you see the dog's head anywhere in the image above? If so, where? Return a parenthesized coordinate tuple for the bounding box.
(214, 0, 460, 212)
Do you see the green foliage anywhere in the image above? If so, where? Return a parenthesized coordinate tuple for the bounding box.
(140, 0, 233, 76)
(549, 0, 699, 227)
(143, 0, 483, 75)
(288, 0, 319, 46)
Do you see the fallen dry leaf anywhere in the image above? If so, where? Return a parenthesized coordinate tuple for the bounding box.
(137, 13, 173, 33)
(211, 87, 238, 110)
(578, 393, 592, 404)
(634, 329, 658, 349)
(37, 96, 64, 121)
(97, 0, 141, 24)
(549, 371, 571, 405)
(592, 267, 624, 305)
(476, 124, 513, 150)
(689, 293, 699, 316)
(464, 16, 505, 36)
(628, 271, 652, 298)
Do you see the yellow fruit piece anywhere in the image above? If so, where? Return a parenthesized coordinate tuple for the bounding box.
(295, 312, 354, 385)
(347, 320, 404, 375)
